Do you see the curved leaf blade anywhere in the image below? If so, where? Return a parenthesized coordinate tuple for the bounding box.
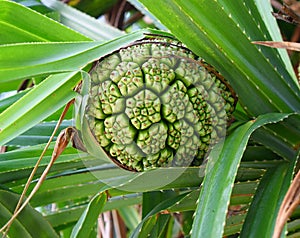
(240, 162, 292, 237)
(0, 0, 90, 44)
(0, 189, 59, 238)
(191, 113, 293, 238)
(41, 0, 124, 41)
(130, 192, 190, 238)
(71, 192, 107, 238)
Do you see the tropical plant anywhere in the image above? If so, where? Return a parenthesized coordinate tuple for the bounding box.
(0, 0, 299, 237)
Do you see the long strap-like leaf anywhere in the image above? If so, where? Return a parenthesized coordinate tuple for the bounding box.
(191, 113, 293, 238)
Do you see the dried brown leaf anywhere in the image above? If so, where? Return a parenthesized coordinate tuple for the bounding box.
(252, 41, 300, 51)
(273, 169, 300, 238)
(253, 41, 300, 51)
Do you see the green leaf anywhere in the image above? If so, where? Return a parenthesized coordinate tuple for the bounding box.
(224, 213, 247, 236)
(118, 206, 140, 232)
(0, 143, 96, 185)
(191, 113, 293, 238)
(17, 0, 59, 17)
(138, 215, 157, 238)
(71, 192, 107, 238)
(0, 189, 59, 238)
(253, 0, 295, 78)
(151, 214, 172, 238)
(46, 206, 86, 231)
(0, 29, 159, 82)
(98, 167, 205, 192)
(142, 191, 177, 218)
(138, 0, 300, 116)
(288, 219, 300, 235)
(0, 42, 97, 82)
(0, 90, 28, 112)
(216, 0, 295, 83)
(0, 80, 22, 93)
(230, 181, 259, 205)
(32, 182, 102, 208)
(0, 72, 79, 146)
(167, 181, 258, 213)
(6, 120, 72, 146)
(41, 0, 124, 41)
(252, 114, 300, 160)
(0, 0, 90, 44)
(131, 192, 190, 238)
(240, 162, 292, 237)
(46, 193, 141, 230)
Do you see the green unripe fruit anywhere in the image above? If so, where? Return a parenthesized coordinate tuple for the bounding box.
(85, 36, 237, 171)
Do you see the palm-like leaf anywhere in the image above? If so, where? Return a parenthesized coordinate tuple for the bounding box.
(0, 0, 299, 237)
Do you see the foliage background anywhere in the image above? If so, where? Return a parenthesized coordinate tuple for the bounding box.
(0, 0, 299, 237)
